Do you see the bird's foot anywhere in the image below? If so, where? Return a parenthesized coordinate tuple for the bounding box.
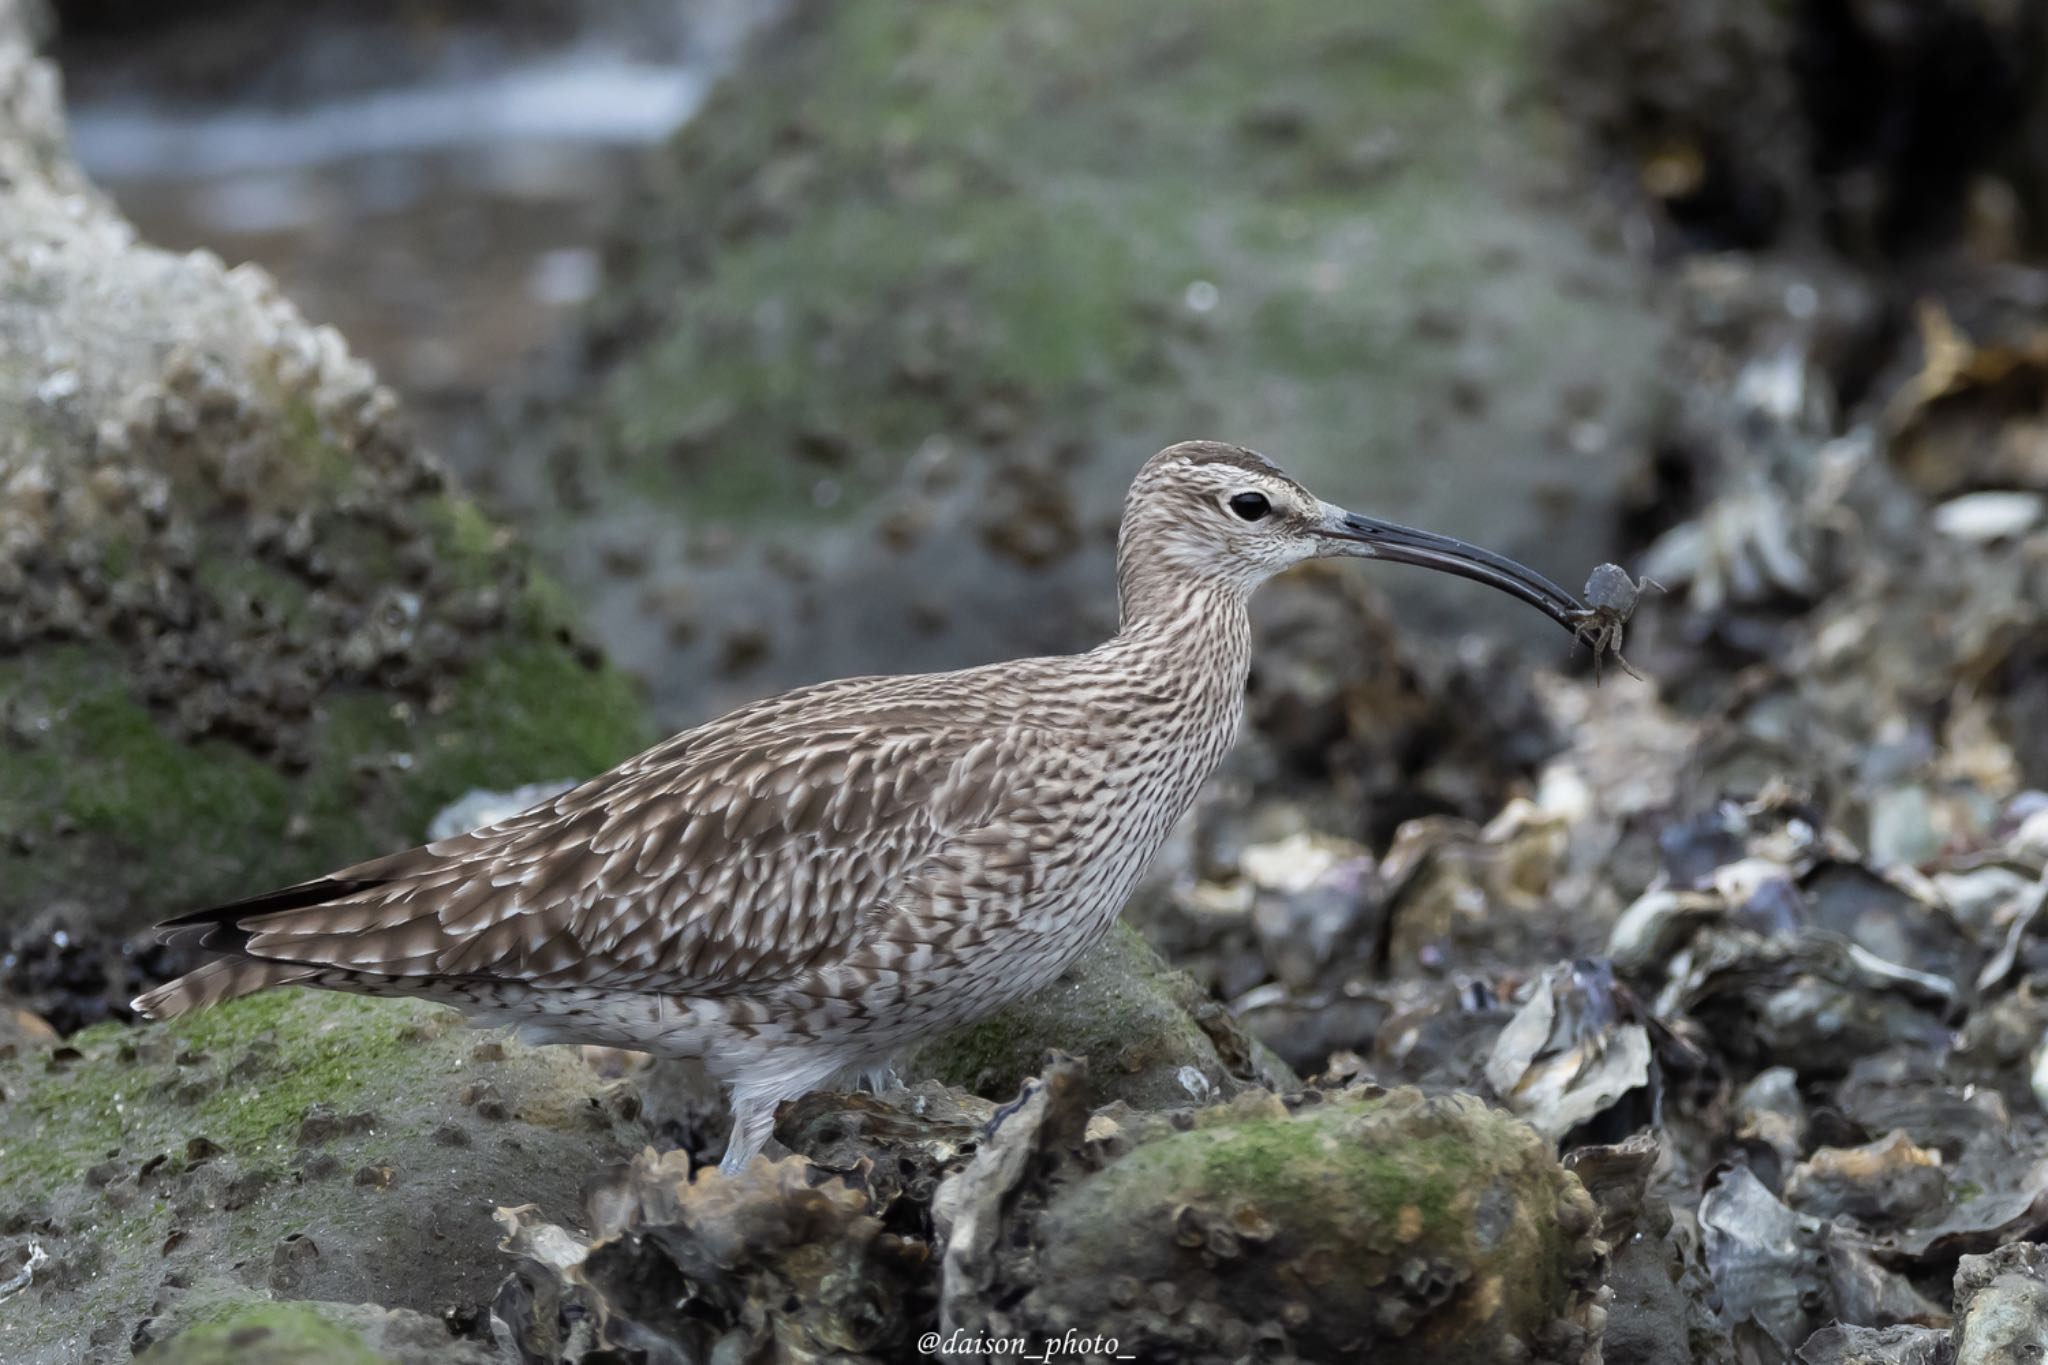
(857, 1062, 903, 1094)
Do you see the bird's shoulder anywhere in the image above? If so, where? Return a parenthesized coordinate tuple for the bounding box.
(580, 660, 1088, 828)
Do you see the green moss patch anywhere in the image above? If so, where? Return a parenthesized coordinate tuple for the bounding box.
(4, 994, 437, 1189)
(1104, 1094, 1492, 1255)
(1032, 1088, 1600, 1361)
(0, 989, 643, 1365)
(138, 1302, 386, 1365)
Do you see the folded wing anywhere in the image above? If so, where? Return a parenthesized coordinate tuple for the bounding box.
(143, 693, 1044, 1010)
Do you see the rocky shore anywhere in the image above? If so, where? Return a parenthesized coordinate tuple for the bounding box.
(6, 0, 2048, 1361)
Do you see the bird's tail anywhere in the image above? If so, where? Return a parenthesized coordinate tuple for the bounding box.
(132, 959, 317, 1020)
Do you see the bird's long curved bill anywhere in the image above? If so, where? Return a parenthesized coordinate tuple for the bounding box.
(1318, 509, 1587, 632)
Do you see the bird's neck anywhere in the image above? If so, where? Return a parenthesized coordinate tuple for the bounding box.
(1109, 577, 1254, 707)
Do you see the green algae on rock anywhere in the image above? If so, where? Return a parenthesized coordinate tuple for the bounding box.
(0, 17, 651, 949)
(0, 990, 645, 1365)
(137, 1299, 500, 1365)
(947, 1083, 1605, 1363)
(900, 919, 1296, 1111)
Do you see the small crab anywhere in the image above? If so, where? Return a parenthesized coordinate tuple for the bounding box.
(1568, 563, 1660, 682)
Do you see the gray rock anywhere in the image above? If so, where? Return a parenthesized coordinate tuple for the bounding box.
(1953, 1243, 2048, 1365)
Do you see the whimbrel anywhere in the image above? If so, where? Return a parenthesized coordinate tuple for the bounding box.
(136, 441, 1595, 1173)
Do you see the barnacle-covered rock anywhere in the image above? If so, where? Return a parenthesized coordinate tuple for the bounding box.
(0, 13, 650, 972)
(945, 1082, 1605, 1364)
(1951, 1243, 2048, 1364)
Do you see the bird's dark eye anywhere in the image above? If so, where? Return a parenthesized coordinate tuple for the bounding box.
(1228, 492, 1271, 522)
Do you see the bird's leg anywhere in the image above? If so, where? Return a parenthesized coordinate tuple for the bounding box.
(720, 1096, 777, 1177)
(858, 1061, 902, 1094)
(717, 1050, 851, 1174)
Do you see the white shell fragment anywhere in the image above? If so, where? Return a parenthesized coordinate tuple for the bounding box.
(429, 780, 583, 842)
(1931, 491, 2044, 543)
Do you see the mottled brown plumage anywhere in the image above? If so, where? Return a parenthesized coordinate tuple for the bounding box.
(137, 440, 1589, 1172)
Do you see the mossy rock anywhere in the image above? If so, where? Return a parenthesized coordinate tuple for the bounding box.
(901, 920, 1295, 1110)
(137, 1300, 496, 1365)
(0, 29, 652, 953)
(1027, 1088, 1604, 1362)
(0, 990, 645, 1365)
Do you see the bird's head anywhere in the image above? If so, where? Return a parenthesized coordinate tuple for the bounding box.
(1118, 440, 1588, 630)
